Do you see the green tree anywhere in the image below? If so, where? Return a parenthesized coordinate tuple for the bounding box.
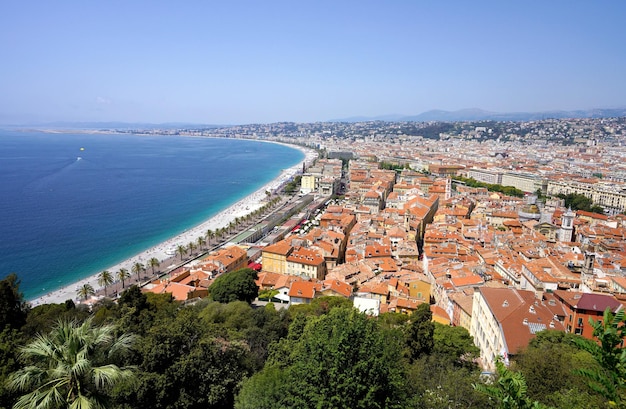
(432, 322, 480, 366)
(116, 305, 254, 409)
(0, 327, 24, 408)
(206, 229, 214, 246)
(76, 283, 95, 301)
(187, 241, 196, 256)
(97, 270, 114, 297)
(116, 268, 130, 289)
(237, 307, 406, 409)
(0, 273, 28, 330)
(574, 307, 626, 406)
(148, 257, 160, 276)
(197, 236, 206, 251)
(556, 193, 604, 214)
(288, 295, 354, 317)
(176, 244, 187, 260)
(7, 318, 135, 409)
(515, 330, 604, 408)
(118, 285, 149, 313)
(407, 354, 492, 409)
(405, 303, 434, 362)
(21, 303, 89, 339)
(131, 262, 145, 282)
(209, 268, 259, 304)
(474, 358, 548, 409)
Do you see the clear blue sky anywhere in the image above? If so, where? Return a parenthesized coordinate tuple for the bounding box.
(1, 1, 625, 125)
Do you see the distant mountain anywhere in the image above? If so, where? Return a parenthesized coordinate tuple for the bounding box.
(330, 108, 626, 123)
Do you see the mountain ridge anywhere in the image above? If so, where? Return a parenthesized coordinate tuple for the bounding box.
(329, 107, 626, 122)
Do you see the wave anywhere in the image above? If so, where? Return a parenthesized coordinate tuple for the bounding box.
(24, 156, 96, 193)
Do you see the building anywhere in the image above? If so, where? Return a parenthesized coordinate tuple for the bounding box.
(466, 168, 503, 185)
(558, 207, 575, 242)
(300, 173, 321, 194)
(261, 240, 293, 274)
(470, 287, 565, 370)
(286, 246, 327, 280)
(553, 290, 622, 339)
(547, 179, 626, 214)
(501, 172, 546, 194)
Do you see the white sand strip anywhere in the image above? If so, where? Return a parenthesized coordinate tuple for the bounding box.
(30, 143, 317, 306)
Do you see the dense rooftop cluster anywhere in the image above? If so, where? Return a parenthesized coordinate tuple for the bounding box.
(113, 117, 626, 371)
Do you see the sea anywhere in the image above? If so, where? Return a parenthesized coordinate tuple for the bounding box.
(0, 130, 304, 300)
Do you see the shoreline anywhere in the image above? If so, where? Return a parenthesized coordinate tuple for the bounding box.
(30, 140, 318, 306)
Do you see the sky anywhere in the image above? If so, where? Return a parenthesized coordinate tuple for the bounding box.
(1, 1, 625, 125)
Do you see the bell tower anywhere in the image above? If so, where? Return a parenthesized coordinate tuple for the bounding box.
(559, 207, 575, 242)
(581, 252, 595, 289)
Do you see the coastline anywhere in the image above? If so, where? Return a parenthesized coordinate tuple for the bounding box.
(30, 141, 318, 306)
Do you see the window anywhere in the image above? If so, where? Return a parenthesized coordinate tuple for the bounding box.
(574, 328, 583, 335)
(577, 317, 583, 327)
(569, 314, 572, 322)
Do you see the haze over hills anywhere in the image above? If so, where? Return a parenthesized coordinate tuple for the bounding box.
(2, 108, 626, 130)
(330, 107, 626, 123)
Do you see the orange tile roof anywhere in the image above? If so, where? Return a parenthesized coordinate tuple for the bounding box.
(286, 246, 325, 266)
(479, 287, 565, 354)
(288, 280, 321, 299)
(322, 279, 353, 298)
(263, 240, 293, 256)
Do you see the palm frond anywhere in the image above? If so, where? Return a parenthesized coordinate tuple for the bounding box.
(107, 333, 136, 357)
(68, 394, 96, 409)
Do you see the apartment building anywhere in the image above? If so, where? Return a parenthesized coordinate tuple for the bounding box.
(547, 179, 626, 214)
(470, 287, 565, 370)
(466, 168, 503, 185)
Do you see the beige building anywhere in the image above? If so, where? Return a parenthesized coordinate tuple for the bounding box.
(261, 240, 293, 274)
(300, 173, 321, 195)
(286, 246, 327, 280)
(466, 168, 503, 185)
(470, 287, 565, 370)
(501, 172, 546, 194)
(547, 179, 626, 214)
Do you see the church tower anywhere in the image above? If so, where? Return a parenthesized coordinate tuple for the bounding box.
(558, 207, 575, 242)
(581, 252, 595, 290)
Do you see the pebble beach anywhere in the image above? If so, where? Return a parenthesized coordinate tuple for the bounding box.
(30, 144, 317, 306)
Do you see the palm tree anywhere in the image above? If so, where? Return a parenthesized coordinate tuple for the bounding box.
(176, 244, 187, 260)
(76, 283, 95, 301)
(131, 262, 145, 282)
(206, 229, 214, 245)
(187, 241, 196, 256)
(117, 268, 130, 289)
(148, 257, 160, 276)
(8, 318, 135, 409)
(197, 236, 206, 251)
(97, 270, 114, 297)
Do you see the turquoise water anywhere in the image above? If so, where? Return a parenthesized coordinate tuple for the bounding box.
(0, 131, 303, 300)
